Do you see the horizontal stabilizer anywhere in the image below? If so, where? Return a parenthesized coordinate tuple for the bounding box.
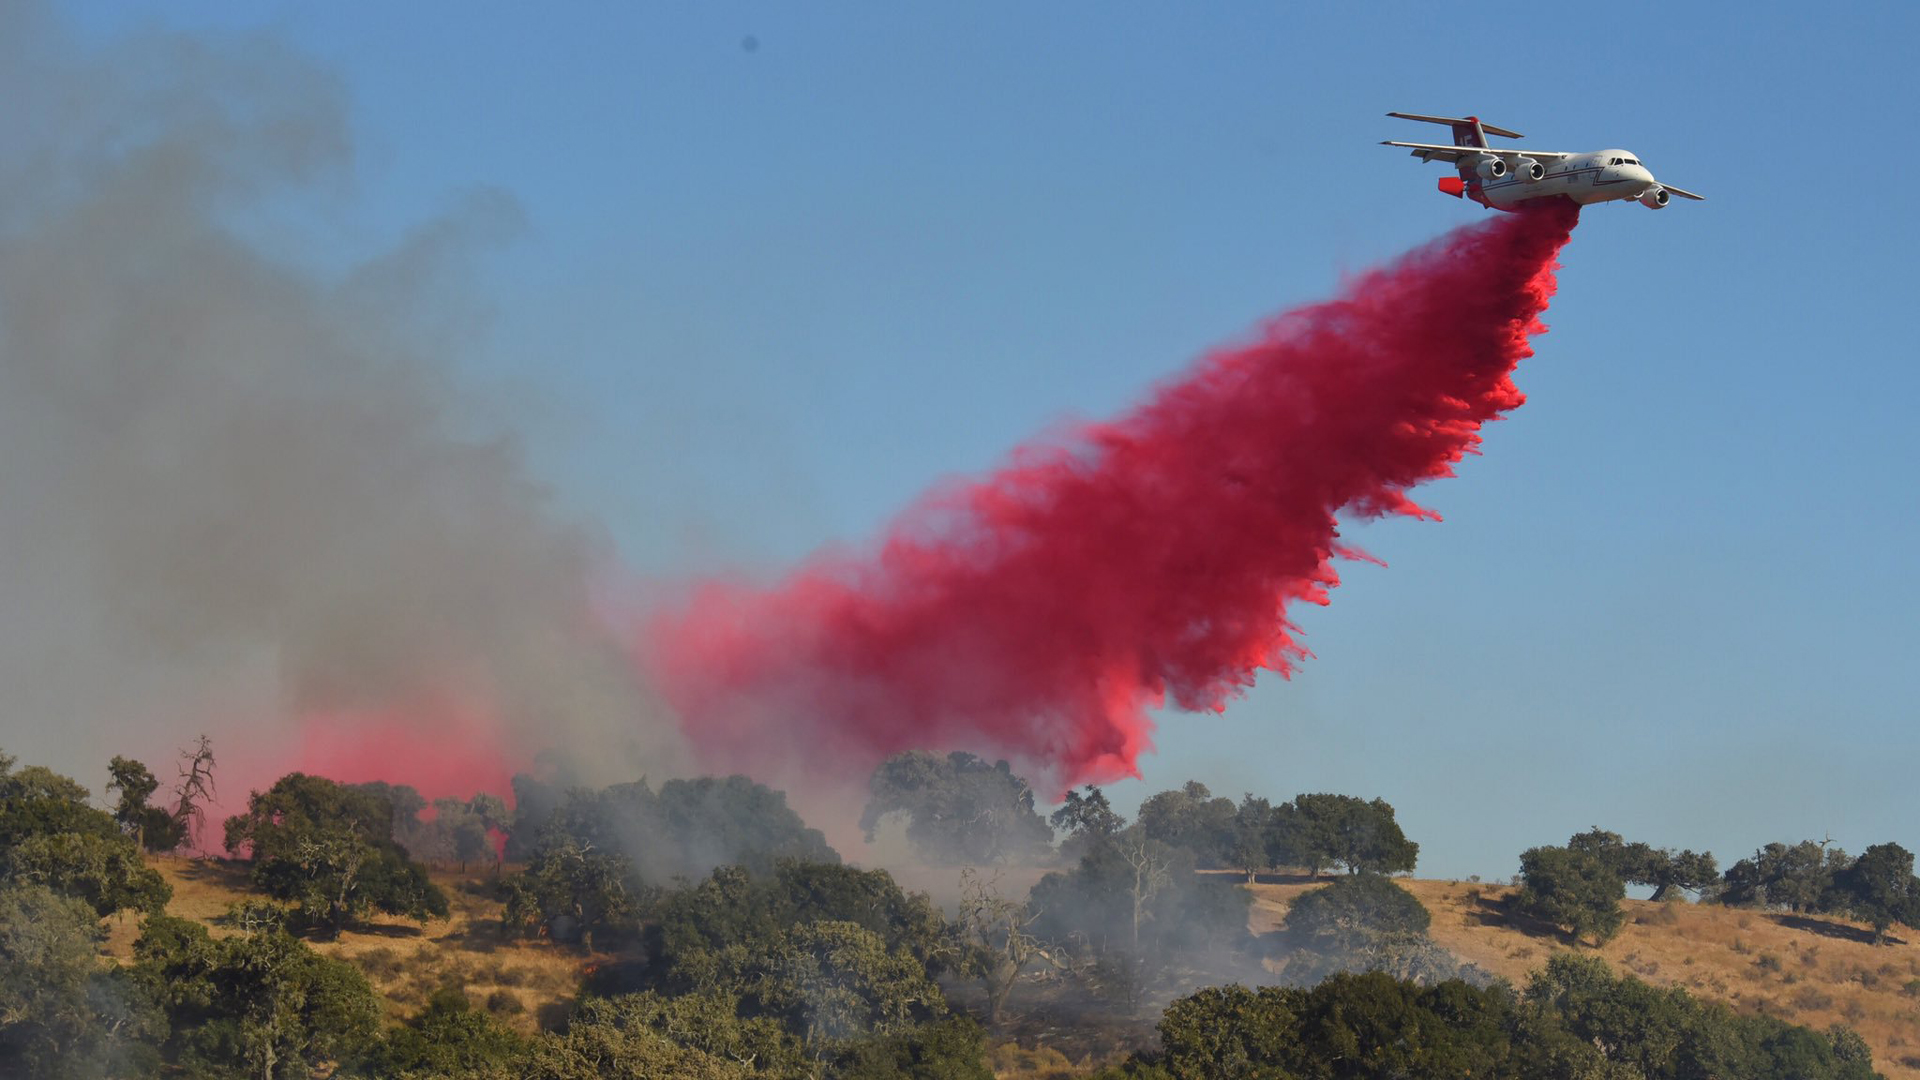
(1386, 111, 1523, 139)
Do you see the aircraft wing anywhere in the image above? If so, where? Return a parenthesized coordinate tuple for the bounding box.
(1659, 183, 1706, 200)
(1381, 141, 1575, 164)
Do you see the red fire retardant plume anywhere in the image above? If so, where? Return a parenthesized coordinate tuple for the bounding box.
(648, 202, 1580, 789)
(290, 698, 518, 808)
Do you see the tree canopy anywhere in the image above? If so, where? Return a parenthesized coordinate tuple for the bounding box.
(861, 752, 1053, 866)
(561, 863, 959, 1074)
(1719, 840, 1851, 914)
(1226, 796, 1274, 881)
(655, 775, 839, 876)
(1271, 793, 1419, 877)
(222, 772, 448, 937)
(366, 986, 533, 1079)
(650, 862, 952, 992)
(1279, 872, 1472, 985)
(1050, 785, 1125, 863)
(0, 883, 164, 1079)
(1134, 782, 1238, 869)
(1567, 827, 1718, 901)
(1833, 842, 1919, 944)
(501, 827, 640, 950)
(0, 751, 171, 917)
(508, 773, 836, 884)
(133, 913, 382, 1079)
(1115, 954, 1881, 1080)
(352, 782, 505, 870)
(1286, 873, 1431, 947)
(107, 756, 188, 854)
(1514, 845, 1626, 947)
(742, 920, 949, 1049)
(1054, 785, 1422, 881)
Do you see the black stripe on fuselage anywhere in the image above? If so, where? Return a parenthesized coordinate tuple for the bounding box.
(1478, 165, 1607, 193)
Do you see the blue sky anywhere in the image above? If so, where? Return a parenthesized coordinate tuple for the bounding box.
(66, 3, 1920, 878)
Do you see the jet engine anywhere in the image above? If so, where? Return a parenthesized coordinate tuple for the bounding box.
(1472, 156, 1507, 181)
(1512, 156, 1546, 182)
(1639, 187, 1670, 209)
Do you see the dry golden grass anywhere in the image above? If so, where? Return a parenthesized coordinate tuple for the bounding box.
(1249, 877, 1920, 1080)
(986, 1041, 1101, 1080)
(106, 857, 586, 1035)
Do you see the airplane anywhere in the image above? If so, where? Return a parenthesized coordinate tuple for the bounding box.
(1383, 112, 1703, 211)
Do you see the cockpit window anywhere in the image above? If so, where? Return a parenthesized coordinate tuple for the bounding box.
(1625, 157, 1640, 165)
(1610, 157, 1621, 165)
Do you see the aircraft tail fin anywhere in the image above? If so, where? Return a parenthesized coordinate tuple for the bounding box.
(1385, 112, 1523, 150)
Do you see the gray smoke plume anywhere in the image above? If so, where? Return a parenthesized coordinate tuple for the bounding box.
(0, 4, 688, 793)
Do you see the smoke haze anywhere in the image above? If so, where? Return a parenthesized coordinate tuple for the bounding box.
(0, 4, 1581, 831)
(0, 6, 687, 807)
(649, 202, 1579, 793)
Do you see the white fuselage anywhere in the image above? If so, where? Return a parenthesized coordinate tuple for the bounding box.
(1469, 149, 1656, 211)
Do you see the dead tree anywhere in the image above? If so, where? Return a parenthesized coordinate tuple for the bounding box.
(172, 735, 218, 852)
(955, 867, 1059, 1025)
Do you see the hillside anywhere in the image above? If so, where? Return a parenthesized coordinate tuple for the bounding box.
(1250, 877, 1920, 1080)
(103, 858, 584, 1035)
(110, 859, 1920, 1078)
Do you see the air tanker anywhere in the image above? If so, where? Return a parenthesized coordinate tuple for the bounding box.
(1384, 112, 1703, 212)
